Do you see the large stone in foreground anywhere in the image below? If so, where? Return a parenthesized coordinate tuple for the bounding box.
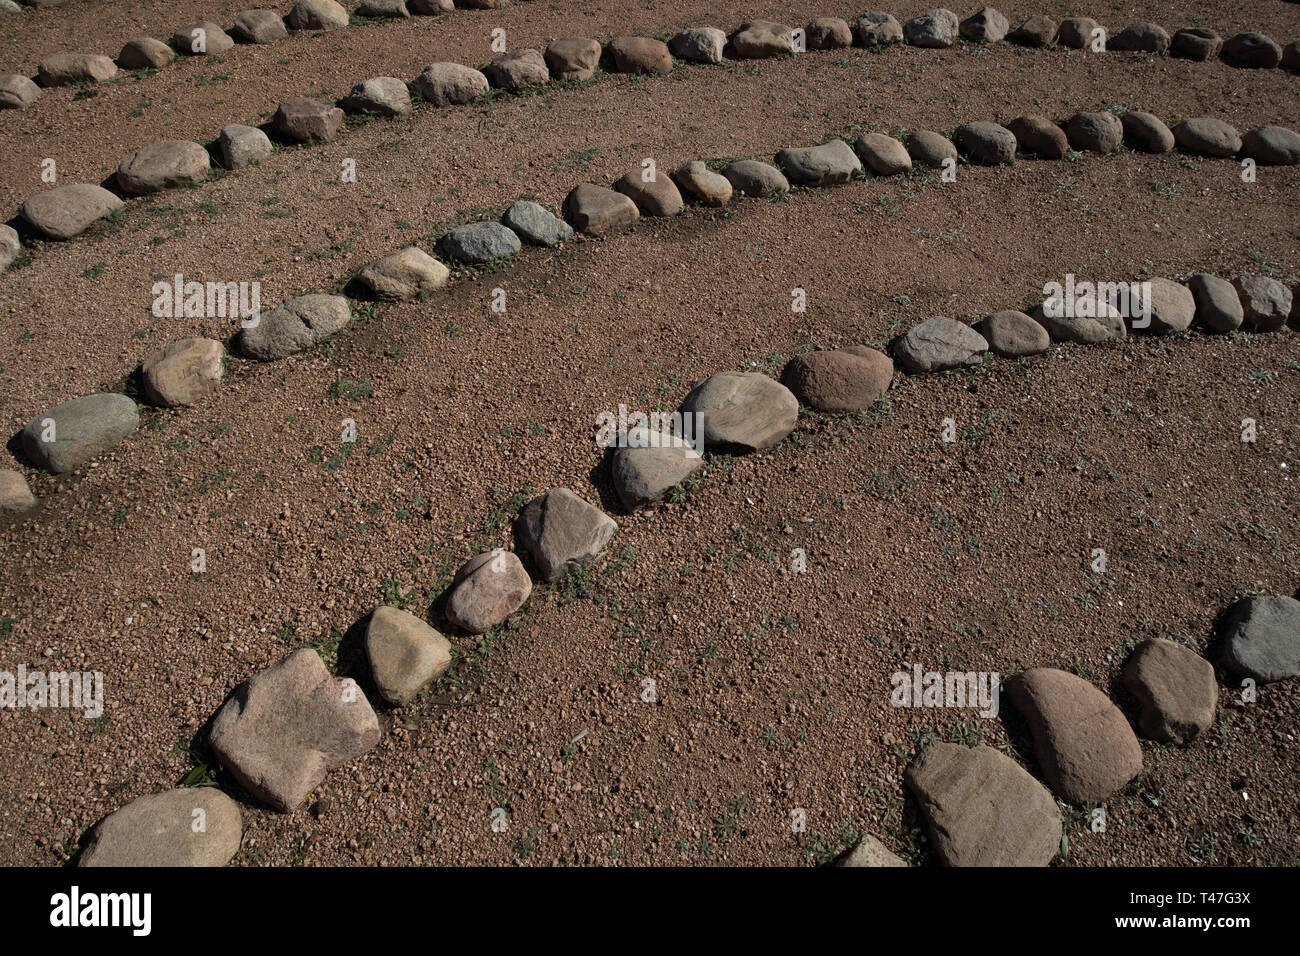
(544, 37, 601, 78)
(906, 130, 957, 168)
(854, 133, 912, 174)
(239, 294, 350, 360)
(563, 183, 639, 235)
(484, 49, 550, 89)
(22, 393, 139, 473)
(856, 12, 903, 46)
(672, 162, 732, 206)
(904, 9, 959, 48)
(779, 346, 893, 412)
(1174, 118, 1242, 157)
(729, 20, 794, 58)
(37, 53, 117, 86)
(116, 140, 210, 195)
(0, 73, 40, 109)
(953, 121, 1016, 165)
(1066, 111, 1123, 153)
(1241, 126, 1300, 166)
(171, 21, 235, 55)
(515, 487, 619, 583)
(274, 96, 344, 142)
(835, 834, 907, 867)
(1122, 639, 1217, 745)
(607, 36, 672, 74)
(217, 124, 273, 170)
(142, 337, 224, 407)
(1110, 22, 1170, 53)
(231, 9, 289, 44)
(906, 743, 1061, 867)
(679, 371, 798, 452)
(118, 37, 176, 69)
(365, 605, 452, 705)
(1121, 111, 1175, 153)
(1219, 594, 1300, 683)
(1006, 115, 1068, 159)
(1137, 276, 1194, 334)
(959, 7, 1009, 44)
(340, 76, 412, 117)
(609, 426, 703, 511)
(668, 28, 726, 64)
(774, 139, 862, 186)
(444, 550, 533, 633)
(358, 246, 448, 300)
(1222, 31, 1282, 68)
(21, 184, 123, 240)
(1234, 274, 1292, 332)
(209, 648, 380, 812)
(976, 309, 1049, 357)
(286, 0, 349, 31)
(415, 62, 489, 105)
(80, 788, 241, 867)
(1187, 273, 1243, 332)
(613, 171, 684, 216)
(895, 316, 988, 373)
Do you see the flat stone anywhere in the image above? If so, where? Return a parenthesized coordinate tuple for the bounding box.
(21, 184, 123, 240)
(1241, 126, 1300, 165)
(209, 648, 380, 811)
(1110, 22, 1170, 54)
(1136, 277, 1194, 334)
(1222, 31, 1281, 68)
(415, 62, 488, 105)
(1031, 295, 1127, 343)
(1123, 639, 1217, 745)
(609, 426, 704, 511)
(1006, 115, 1068, 159)
(142, 337, 224, 407)
(1066, 111, 1123, 153)
(671, 161, 732, 206)
(836, 834, 907, 867)
(231, 9, 288, 44)
(116, 139, 209, 195)
(953, 121, 1016, 164)
(1233, 274, 1291, 331)
(959, 7, 1009, 43)
(172, 21, 235, 54)
(515, 487, 618, 583)
(779, 346, 893, 412)
(1187, 273, 1243, 332)
(118, 37, 175, 69)
(357, 0, 408, 17)
(774, 139, 862, 186)
(1008, 14, 1055, 47)
(501, 199, 574, 246)
(1121, 111, 1174, 152)
(0, 471, 36, 514)
(679, 371, 798, 452)
(0, 223, 20, 271)
(855, 12, 903, 46)
(668, 27, 726, 64)
(613, 170, 684, 216)
(607, 36, 672, 74)
(340, 76, 411, 116)
(906, 130, 957, 168)
(1174, 117, 1242, 157)
(1057, 17, 1100, 49)
(904, 9, 959, 48)
(239, 293, 350, 360)
(286, 0, 348, 31)
(357, 246, 449, 300)
(976, 309, 1049, 357)
(895, 316, 988, 373)
(853, 133, 912, 174)
(1220, 594, 1300, 683)
(37, 53, 117, 86)
(722, 159, 789, 197)
(22, 393, 139, 473)
(217, 123, 272, 169)
(806, 17, 853, 49)
(544, 37, 601, 79)
(79, 788, 241, 867)
(365, 606, 451, 705)
(0, 74, 40, 109)
(438, 221, 522, 264)
(444, 551, 533, 633)
(1171, 27, 1221, 61)
(274, 96, 344, 142)
(729, 20, 794, 58)
(563, 183, 639, 235)
(906, 743, 1061, 867)
(484, 49, 549, 89)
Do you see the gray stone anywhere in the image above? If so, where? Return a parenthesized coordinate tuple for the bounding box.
(1066, 111, 1123, 153)
(274, 96, 344, 142)
(779, 346, 893, 412)
(286, 0, 348, 31)
(853, 133, 912, 174)
(1222, 32, 1282, 68)
(904, 9, 959, 47)
(37, 53, 117, 86)
(774, 139, 862, 186)
(806, 17, 853, 50)
(501, 200, 574, 246)
(959, 8, 1008, 43)
(671, 162, 732, 206)
(358, 246, 449, 300)
(1187, 273, 1243, 333)
(1171, 27, 1221, 61)
(1121, 111, 1174, 153)
(217, 124, 272, 170)
(1220, 595, 1300, 683)
(21, 184, 123, 240)
(415, 62, 488, 106)
(607, 36, 673, 74)
(484, 49, 550, 89)
(22, 393, 139, 473)
(836, 834, 907, 867)
(142, 337, 224, 407)
(0, 470, 35, 513)
(953, 121, 1016, 164)
(239, 294, 351, 360)
(1233, 274, 1291, 331)
(668, 28, 725, 64)
(1123, 639, 1217, 745)
(1241, 126, 1300, 165)
(0, 74, 40, 109)
(563, 183, 639, 235)
(1135, 277, 1194, 334)
(340, 76, 411, 116)
(438, 221, 521, 264)
(1174, 117, 1242, 157)
(855, 12, 903, 46)
(231, 9, 288, 44)
(976, 309, 1049, 357)
(544, 37, 601, 78)
(610, 427, 704, 511)
(1056, 17, 1100, 49)
(0, 223, 20, 271)
(1031, 295, 1127, 344)
(1006, 115, 1068, 159)
(1111, 22, 1170, 54)
(365, 606, 451, 705)
(117, 37, 175, 69)
(515, 487, 619, 583)
(679, 371, 798, 452)
(895, 316, 988, 373)
(80, 788, 241, 867)
(172, 21, 234, 55)
(357, 0, 408, 17)
(722, 159, 789, 197)
(1008, 14, 1056, 47)
(409, 0, 453, 11)
(729, 20, 794, 57)
(906, 130, 957, 168)
(444, 551, 533, 634)
(116, 140, 209, 195)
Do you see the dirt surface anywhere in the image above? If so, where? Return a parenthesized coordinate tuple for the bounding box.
(0, 1, 1297, 867)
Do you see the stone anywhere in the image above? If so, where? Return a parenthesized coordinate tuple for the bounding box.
(286, 0, 348, 31)
(1222, 32, 1282, 68)
(209, 648, 380, 811)
(0, 0, 18, 10)
(1031, 295, 1127, 344)
(501, 200, 574, 246)
(1056, 17, 1100, 49)
(1137, 277, 1195, 334)
(274, 96, 344, 142)
(456, 0, 504, 7)
(21, 184, 123, 240)
(0, 223, 19, 271)
(142, 338, 223, 407)
(1123, 639, 1217, 745)
(729, 20, 794, 58)
(358, 246, 448, 300)
(1008, 668, 1144, 803)
(0, 471, 36, 514)
(806, 17, 853, 50)
(544, 37, 601, 79)
(853, 133, 912, 174)
(1284, 41, 1300, 72)
(515, 488, 619, 583)
(613, 171, 684, 216)
(37, 53, 117, 86)
(607, 36, 672, 74)
(116, 140, 209, 195)
(959, 7, 1008, 43)
(444, 551, 533, 633)
(79, 788, 241, 867)
(835, 834, 907, 867)
(1187, 273, 1243, 333)
(668, 28, 726, 64)
(365, 606, 451, 705)
(906, 130, 957, 168)
(1241, 126, 1300, 165)
(1171, 27, 1221, 61)
(172, 21, 235, 55)
(1006, 115, 1068, 159)
(904, 9, 958, 48)
(855, 12, 903, 46)
(1121, 111, 1174, 153)
(1008, 14, 1056, 47)
(1066, 111, 1123, 153)
(438, 221, 522, 264)
(484, 49, 549, 90)
(1174, 118, 1242, 157)
(563, 184, 639, 235)
(357, 0, 408, 17)
(239, 294, 351, 361)
(1219, 595, 1300, 683)
(1233, 274, 1292, 331)
(906, 743, 1061, 866)
(0, 74, 40, 109)
(231, 9, 288, 44)
(895, 316, 988, 373)
(778, 346, 893, 412)
(671, 161, 732, 206)
(679, 372, 798, 452)
(340, 76, 411, 116)
(415, 62, 489, 105)
(217, 124, 272, 169)
(722, 159, 789, 197)
(22, 393, 139, 473)
(953, 121, 1016, 165)
(118, 37, 175, 69)
(976, 309, 1049, 357)
(1110, 22, 1170, 54)
(609, 427, 703, 511)
(409, 0, 453, 10)
(774, 139, 862, 186)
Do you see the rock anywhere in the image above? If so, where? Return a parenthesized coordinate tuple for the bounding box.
(0, 0, 18, 11)
(409, 0, 453, 11)
(976, 309, 1049, 356)
(806, 17, 853, 50)
(1136, 277, 1194, 334)
(37, 53, 117, 86)
(1123, 639, 1217, 745)
(959, 7, 1008, 43)
(1233, 274, 1292, 331)
(853, 133, 912, 174)
(217, 124, 272, 169)
(340, 76, 411, 116)
(21, 184, 123, 240)
(774, 139, 862, 186)
(609, 426, 703, 511)
(904, 9, 958, 48)
(679, 372, 798, 452)
(953, 121, 1016, 165)
(239, 294, 350, 360)
(172, 21, 235, 55)
(142, 338, 223, 407)
(544, 37, 601, 79)
(905, 743, 1061, 867)
(671, 161, 732, 206)
(274, 96, 344, 142)
(668, 27, 726, 64)
(855, 12, 903, 46)
(1174, 117, 1242, 157)
(444, 551, 533, 633)
(1066, 111, 1123, 153)
(1187, 273, 1243, 333)
(438, 221, 522, 264)
(895, 316, 988, 373)
(1121, 111, 1174, 153)
(1110, 22, 1170, 54)
(1222, 32, 1282, 68)
(1031, 295, 1127, 344)
(1006, 115, 1068, 159)
(836, 834, 907, 867)
(1008, 668, 1143, 803)
(1008, 14, 1056, 47)
(79, 788, 241, 867)
(515, 487, 618, 583)
(358, 246, 449, 300)
(209, 648, 380, 811)
(0, 74, 40, 109)
(118, 37, 175, 69)
(1241, 126, 1300, 165)
(231, 9, 288, 44)
(1219, 594, 1300, 683)
(286, 0, 348, 31)
(729, 20, 794, 58)
(0, 471, 36, 514)
(1284, 41, 1300, 72)
(484, 49, 549, 89)
(415, 62, 489, 105)
(501, 200, 574, 246)
(22, 393, 139, 473)
(357, 0, 408, 17)
(116, 140, 209, 195)
(906, 130, 957, 168)
(1171, 27, 1221, 61)
(0, 223, 19, 271)
(607, 36, 672, 74)
(722, 159, 789, 197)
(613, 170, 684, 216)
(365, 606, 451, 705)
(1056, 17, 1100, 49)
(563, 183, 639, 235)
(778, 346, 893, 412)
